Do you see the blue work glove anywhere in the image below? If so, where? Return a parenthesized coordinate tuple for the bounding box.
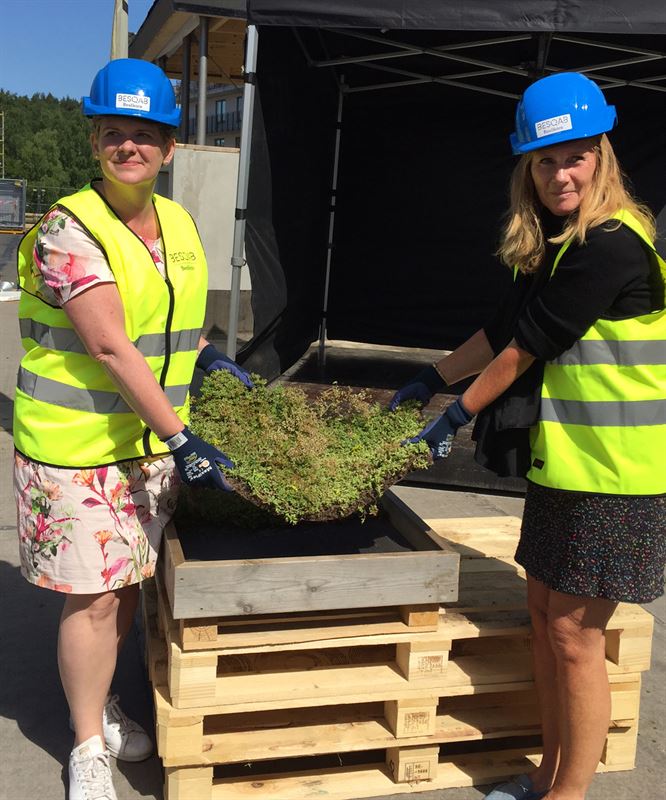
(196, 344, 254, 389)
(389, 364, 447, 411)
(407, 397, 474, 460)
(162, 426, 235, 491)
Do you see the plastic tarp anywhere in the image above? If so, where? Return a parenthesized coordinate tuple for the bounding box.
(247, 1, 666, 33)
(237, 4, 666, 380)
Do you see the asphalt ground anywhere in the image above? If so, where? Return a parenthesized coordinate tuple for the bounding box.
(0, 287, 663, 799)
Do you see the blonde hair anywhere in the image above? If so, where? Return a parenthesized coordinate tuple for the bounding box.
(497, 134, 656, 273)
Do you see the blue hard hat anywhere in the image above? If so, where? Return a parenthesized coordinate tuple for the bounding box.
(510, 72, 616, 155)
(83, 58, 181, 127)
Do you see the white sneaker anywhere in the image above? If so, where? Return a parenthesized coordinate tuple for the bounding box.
(69, 694, 153, 762)
(102, 694, 153, 761)
(68, 735, 117, 800)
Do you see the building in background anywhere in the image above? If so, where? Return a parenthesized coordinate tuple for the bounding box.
(184, 83, 243, 148)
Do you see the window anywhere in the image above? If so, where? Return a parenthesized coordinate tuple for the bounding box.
(214, 138, 225, 147)
(215, 99, 226, 119)
(235, 136, 241, 147)
(236, 95, 243, 113)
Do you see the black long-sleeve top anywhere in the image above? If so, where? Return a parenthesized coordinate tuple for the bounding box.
(473, 212, 663, 478)
(483, 211, 660, 358)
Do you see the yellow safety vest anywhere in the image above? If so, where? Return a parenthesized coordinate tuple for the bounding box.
(527, 210, 666, 495)
(14, 184, 208, 467)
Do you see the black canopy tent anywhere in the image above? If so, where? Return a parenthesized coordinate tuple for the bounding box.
(223, 1, 666, 380)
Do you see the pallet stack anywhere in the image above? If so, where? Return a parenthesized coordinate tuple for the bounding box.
(143, 512, 654, 800)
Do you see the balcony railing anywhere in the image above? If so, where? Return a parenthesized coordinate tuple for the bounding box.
(188, 109, 243, 136)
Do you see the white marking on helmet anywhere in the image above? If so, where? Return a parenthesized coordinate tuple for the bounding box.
(535, 113, 572, 139)
(115, 93, 151, 112)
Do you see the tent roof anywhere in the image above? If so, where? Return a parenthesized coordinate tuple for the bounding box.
(246, 1, 666, 34)
(129, 1, 665, 96)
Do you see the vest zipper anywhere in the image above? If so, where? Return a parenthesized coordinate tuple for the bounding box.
(144, 221, 176, 456)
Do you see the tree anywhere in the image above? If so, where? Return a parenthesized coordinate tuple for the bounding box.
(0, 90, 96, 209)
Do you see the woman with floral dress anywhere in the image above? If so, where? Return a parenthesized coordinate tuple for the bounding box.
(14, 59, 251, 800)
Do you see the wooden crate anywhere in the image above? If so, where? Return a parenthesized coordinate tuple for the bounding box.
(160, 489, 460, 619)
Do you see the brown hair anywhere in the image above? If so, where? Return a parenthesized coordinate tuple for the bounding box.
(497, 134, 656, 273)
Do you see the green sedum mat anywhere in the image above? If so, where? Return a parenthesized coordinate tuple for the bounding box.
(184, 371, 432, 526)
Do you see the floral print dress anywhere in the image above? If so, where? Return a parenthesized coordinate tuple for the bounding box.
(14, 208, 180, 594)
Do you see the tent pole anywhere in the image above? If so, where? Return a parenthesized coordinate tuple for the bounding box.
(227, 24, 259, 360)
(180, 33, 191, 144)
(196, 17, 209, 145)
(318, 77, 345, 367)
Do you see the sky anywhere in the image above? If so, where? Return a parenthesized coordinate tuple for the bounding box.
(1, 0, 157, 100)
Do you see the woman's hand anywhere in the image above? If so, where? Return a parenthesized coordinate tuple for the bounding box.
(407, 398, 474, 459)
(389, 365, 446, 410)
(162, 426, 234, 491)
(196, 343, 254, 388)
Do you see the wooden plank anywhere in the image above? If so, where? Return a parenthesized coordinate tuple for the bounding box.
(168, 551, 458, 619)
(381, 490, 460, 564)
(161, 523, 184, 621)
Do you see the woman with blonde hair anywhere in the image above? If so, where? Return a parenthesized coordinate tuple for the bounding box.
(391, 72, 665, 799)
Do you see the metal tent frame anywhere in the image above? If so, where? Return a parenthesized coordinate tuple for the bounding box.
(226, 24, 665, 359)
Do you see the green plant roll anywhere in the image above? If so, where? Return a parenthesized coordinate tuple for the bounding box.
(186, 372, 431, 526)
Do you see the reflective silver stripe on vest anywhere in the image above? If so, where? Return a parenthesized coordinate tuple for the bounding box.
(20, 319, 88, 354)
(20, 319, 200, 358)
(540, 397, 666, 427)
(17, 367, 189, 414)
(135, 328, 201, 357)
(555, 339, 666, 367)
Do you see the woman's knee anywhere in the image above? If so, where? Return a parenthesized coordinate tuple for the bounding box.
(63, 591, 121, 625)
(546, 613, 605, 665)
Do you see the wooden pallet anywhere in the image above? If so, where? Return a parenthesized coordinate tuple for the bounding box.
(146, 572, 652, 712)
(162, 729, 639, 800)
(141, 511, 653, 799)
(153, 676, 641, 767)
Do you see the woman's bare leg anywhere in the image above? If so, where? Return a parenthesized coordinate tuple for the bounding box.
(526, 575, 561, 792)
(58, 584, 140, 746)
(544, 590, 617, 800)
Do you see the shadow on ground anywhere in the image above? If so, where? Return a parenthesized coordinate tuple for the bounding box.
(0, 559, 163, 798)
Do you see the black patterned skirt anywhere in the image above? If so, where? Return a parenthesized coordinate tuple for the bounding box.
(515, 481, 666, 603)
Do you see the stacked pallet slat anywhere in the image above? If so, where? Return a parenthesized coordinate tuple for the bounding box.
(143, 512, 653, 800)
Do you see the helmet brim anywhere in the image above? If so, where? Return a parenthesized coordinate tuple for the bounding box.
(83, 97, 181, 128)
